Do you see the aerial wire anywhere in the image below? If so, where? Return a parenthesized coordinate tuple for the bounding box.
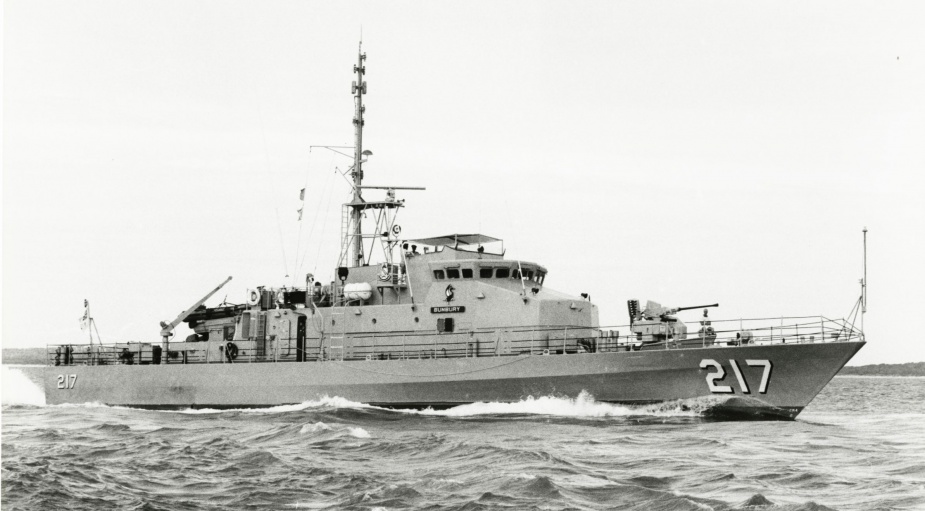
(292, 147, 312, 286)
(297, 150, 338, 280)
(275, 208, 290, 278)
(312, 166, 339, 280)
(249, 68, 290, 280)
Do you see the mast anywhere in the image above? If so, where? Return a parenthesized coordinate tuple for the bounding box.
(861, 226, 868, 339)
(350, 44, 367, 267)
(337, 46, 423, 271)
(862, 226, 867, 314)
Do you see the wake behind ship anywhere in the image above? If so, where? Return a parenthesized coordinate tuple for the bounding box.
(44, 47, 865, 420)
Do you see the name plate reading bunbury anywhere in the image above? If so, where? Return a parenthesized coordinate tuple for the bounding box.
(431, 306, 466, 314)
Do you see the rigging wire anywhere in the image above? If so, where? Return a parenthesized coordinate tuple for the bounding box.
(294, 146, 358, 284)
(297, 150, 338, 280)
(250, 73, 290, 281)
(294, 148, 337, 285)
(275, 208, 290, 278)
(313, 168, 341, 280)
(91, 318, 103, 345)
(292, 147, 312, 285)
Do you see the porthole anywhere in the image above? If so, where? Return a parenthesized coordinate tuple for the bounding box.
(372, 318, 377, 324)
(414, 317, 419, 323)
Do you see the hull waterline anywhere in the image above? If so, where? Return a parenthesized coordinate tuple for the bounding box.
(46, 340, 864, 420)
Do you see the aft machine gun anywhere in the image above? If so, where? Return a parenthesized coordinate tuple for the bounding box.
(626, 300, 719, 349)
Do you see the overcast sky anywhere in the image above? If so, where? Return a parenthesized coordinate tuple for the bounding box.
(3, 1, 923, 365)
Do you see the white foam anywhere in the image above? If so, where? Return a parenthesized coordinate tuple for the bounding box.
(173, 395, 375, 414)
(414, 391, 714, 418)
(299, 422, 333, 434)
(52, 401, 134, 410)
(284, 502, 333, 509)
(416, 391, 630, 417)
(347, 427, 371, 438)
(1, 366, 46, 406)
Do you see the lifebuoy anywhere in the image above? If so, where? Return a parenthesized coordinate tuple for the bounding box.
(378, 263, 391, 282)
(225, 342, 239, 361)
(246, 289, 260, 306)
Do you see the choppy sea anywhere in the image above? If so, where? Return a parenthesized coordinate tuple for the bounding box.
(2, 366, 924, 511)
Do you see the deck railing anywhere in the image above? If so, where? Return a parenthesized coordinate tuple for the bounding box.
(46, 315, 863, 366)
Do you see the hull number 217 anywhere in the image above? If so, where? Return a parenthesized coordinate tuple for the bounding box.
(699, 359, 772, 394)
(56, 374, 77, 389)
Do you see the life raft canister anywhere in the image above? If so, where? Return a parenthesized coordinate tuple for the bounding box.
(246, 289, 260, 306)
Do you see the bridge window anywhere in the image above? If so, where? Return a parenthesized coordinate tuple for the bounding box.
(496, 268, 510, 278)
(513, 269, 533, 280)
(479, 268, 493, 278)
(462, 268, 473, 279)
(447, 268, 460, 279)
(434, 270, 445, 280)
(512, 268, 535, 280)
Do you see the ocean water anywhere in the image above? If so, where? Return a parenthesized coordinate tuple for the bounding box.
(2, 366, 924, 510)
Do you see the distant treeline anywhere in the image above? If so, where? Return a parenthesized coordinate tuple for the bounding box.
(3, 348, 47, 365)
(839, 362, 925, 377)
(3, 347, 923, 376)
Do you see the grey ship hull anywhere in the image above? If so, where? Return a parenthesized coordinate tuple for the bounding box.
(45, 340, 863, 420)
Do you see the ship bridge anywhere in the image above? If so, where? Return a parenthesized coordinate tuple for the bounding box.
(407, 233, 546, 287)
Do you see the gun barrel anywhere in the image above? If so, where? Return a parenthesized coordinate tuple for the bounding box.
(674, 303, 719, 313)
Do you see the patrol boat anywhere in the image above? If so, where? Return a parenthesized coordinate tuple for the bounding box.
(44, 48, 866, 420)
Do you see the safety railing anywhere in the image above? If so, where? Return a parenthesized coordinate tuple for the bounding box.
(46, 315, 863, 366)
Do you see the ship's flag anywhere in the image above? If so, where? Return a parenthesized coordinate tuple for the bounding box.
(297, 207, 303, 221)
(299, 188, 305, 201)
(80, 299, 89, 330)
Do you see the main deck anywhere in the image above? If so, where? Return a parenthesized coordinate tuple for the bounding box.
(46, 315, 863, 367)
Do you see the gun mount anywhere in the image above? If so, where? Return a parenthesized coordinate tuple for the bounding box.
(627, 300, 719, 350)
